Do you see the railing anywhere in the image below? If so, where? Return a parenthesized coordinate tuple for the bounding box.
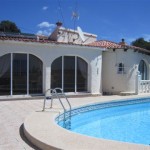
(43, 89, 53, 111)
(43, 88, 72, 129)
(135, 72, 150, 94)
(52, 88, 72, 129)
(139, 80, 150, 93)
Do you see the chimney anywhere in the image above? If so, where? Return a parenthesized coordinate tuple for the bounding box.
(119, 38, 126, 46)
(56, 21, 62, 27)
(48, 22, 63, 41)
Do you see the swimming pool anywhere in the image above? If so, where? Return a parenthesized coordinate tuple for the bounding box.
(57, 98, 150, 145)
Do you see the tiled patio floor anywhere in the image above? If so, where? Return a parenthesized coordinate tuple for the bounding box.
(0, 94, 150, 150)
(0, 99, 43, 150)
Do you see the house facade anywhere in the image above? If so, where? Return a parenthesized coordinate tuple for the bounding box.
(0, 31, 104, 97)
(89, 40, 150, 95)
(0, 24, 150, 98)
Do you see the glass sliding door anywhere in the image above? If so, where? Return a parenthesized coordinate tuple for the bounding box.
(51, 57, 62, 89)
(64, 56, 75, 92)
(13, 54, 27, 95)
(0, 54, 11, 95)
(29, 54, 43, 94)
(51, 56, 88, 93)
(77, 57, 88, 92)
(0, 53, 43, 96)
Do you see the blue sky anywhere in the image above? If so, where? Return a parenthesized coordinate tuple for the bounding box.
(0, 0, 150, 44)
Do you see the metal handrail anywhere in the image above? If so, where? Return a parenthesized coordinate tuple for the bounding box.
(52, 89, 66, 127)
(52, 88, 72, 128)
(43, 88, 72, 129)
(52, 88, 66, 111)
(43, 89, 53, 111)
(52, 88, 72, 110)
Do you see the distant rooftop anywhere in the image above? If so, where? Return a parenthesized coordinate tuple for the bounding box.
(0, 32, 37, 39)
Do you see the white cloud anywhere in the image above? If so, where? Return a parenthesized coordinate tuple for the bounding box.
(36, 29, 52, 36)
(36, 28, 54, 36)
(37, 22, 56, 36)
(42, 6, 48, 10)
(37, 22, 55, 28)
(36, 30, 43, 35)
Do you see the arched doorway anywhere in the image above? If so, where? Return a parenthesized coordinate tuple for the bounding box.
(138, 60, 148, 80)
(51, 56, 88, 92)
(0, 53, 43, 95)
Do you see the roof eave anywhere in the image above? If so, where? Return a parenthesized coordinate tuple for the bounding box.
(0, 39, 105, 51)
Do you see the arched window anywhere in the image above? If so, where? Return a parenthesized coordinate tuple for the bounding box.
(0, 53, 43, 95)
(138, 60, 147, 80)
(51, 56, 88, 92)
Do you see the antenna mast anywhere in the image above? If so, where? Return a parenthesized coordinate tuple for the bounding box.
(72, 0, 79, 31)
(67, 0, 79, 43)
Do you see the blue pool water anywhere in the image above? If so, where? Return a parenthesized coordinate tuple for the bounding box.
(57, 99, 150, 145)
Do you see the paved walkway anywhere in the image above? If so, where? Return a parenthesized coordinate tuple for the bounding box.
(0, 99, 43, 150)
(0, 94, 150, 150)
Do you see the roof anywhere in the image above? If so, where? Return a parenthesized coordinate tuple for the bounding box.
(1, 32, 149, 54)
(0, 32, 102, 49)
(88, 40, 122, 48)
(87, 40, 150, 54)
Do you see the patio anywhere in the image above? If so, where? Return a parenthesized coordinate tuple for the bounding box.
(0, 94, 150, 150)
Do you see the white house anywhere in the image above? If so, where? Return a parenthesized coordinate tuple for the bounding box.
(0, 23, 149, 98)
(0, 24, 104, 98)
(89, 39, 150, 95)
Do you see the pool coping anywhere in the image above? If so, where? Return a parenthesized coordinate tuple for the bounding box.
(23, 95, 150, 150)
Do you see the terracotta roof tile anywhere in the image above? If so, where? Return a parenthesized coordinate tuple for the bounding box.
(1, 35, 149, 54)
(87, 40, 150, 54)
(88, 40, 122, 48)
(0, 35, 101, 49)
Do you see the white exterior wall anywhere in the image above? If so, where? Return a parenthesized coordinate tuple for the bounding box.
(102, 49, 150, 94)
(0, 40, 103, 95)
(57, 28, 97, 44)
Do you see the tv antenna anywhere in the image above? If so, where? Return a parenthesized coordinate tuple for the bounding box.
(68, 0, 81, 43)
(72, 11, 79, 20)
(77, 26, 85, 42)
(71, 0, 79, 32)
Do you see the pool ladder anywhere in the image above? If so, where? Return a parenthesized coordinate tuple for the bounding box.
(43, 88, 72, 129)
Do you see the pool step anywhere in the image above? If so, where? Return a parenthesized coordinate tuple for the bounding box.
(64, 119, 71, 129)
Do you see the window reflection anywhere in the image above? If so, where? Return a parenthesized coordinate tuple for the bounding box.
(51, 57, 62, 89)
(139, 60, 147, 80)
(0, 53, 43, 95)
(13, 54, 27, 95)
(0, 54, 11, 95)
(51, 56, 88, 92)
(77, 57, 88, 92)
(29, 54, 43, 94)
(64, 56, 75, 92)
